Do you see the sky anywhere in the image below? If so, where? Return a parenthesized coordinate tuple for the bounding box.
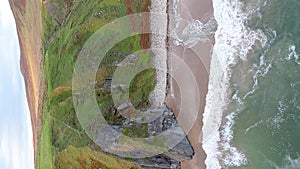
(0, 0, 35, 168)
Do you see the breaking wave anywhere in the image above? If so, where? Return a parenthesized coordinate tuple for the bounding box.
(202, 0, 267, 168)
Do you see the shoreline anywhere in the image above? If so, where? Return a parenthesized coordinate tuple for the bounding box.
(166, 0, 214, 168)
(201, 1, 268, 168)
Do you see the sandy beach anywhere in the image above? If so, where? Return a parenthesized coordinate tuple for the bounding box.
(167, 0, 214, 168)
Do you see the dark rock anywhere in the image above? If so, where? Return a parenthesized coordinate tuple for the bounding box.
(163, 136, 194, 161)
(148, 106, 194, 161)
(93, 105, 194, 168)
(135, 155, 180, 169)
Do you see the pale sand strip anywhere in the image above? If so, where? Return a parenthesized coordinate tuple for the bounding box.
(150, 0, 214, 168)
(150, 0, 168, 107)
(167, 0, 214, 168)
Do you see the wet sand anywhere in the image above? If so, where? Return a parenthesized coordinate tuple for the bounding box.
(167, 0, 214, 168)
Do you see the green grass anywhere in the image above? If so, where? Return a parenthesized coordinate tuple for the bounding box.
(40, 0, 153, 168)
(123, 122, 149, 138)
(37, 24, 54, 169)
(50, 98, 93, 154)
(129, 68, 156, 110)
(54, 146, 141, 169)
(41, 5, 58, 44)
(37, 104, 53, 169)
(46, 0, 127, 89)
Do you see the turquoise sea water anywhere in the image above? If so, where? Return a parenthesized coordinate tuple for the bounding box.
(223, 0, 300, 168)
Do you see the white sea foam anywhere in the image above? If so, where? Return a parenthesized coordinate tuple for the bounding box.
(170, 0, 217, 48)
(244, 99, 287, 135)
(202, 47, 230, 169)
(245, 119, 263, 133)
(275, 155, 300, 169)
(244, 98, 292, 136)
(202, 0, 267, 168)
(220, 113, 248, 167)
(287, 45, 300, 65)
(243, 61, 272, 100)
(242, 29, 276, 100)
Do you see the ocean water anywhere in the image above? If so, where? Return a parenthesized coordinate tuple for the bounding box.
(202, 0, 300, 168)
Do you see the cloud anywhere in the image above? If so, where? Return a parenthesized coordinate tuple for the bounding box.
(0, 127, 27, 169)
(0, 1, 34, 169)
(0, 128, 11, 163)
(0, 0, 13, 27)
(0, 7, 20, 94)
(0, 101, 34, 169)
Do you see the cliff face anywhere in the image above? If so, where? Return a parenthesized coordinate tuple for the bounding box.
(8, 0, 195, 168)
(9, 0, 42, 168)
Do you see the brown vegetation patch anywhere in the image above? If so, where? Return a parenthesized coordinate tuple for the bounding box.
(124, 0, 151, 49)
(9, 0, 42, 168)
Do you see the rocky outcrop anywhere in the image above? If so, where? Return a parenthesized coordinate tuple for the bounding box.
(148, 106, 194, 161)
(135, 155, 180, 169)
(88, 102, 193, 168)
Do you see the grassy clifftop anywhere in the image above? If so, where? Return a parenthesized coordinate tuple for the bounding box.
(54, 146, 140, 169)
(38, 0, 152, 168)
